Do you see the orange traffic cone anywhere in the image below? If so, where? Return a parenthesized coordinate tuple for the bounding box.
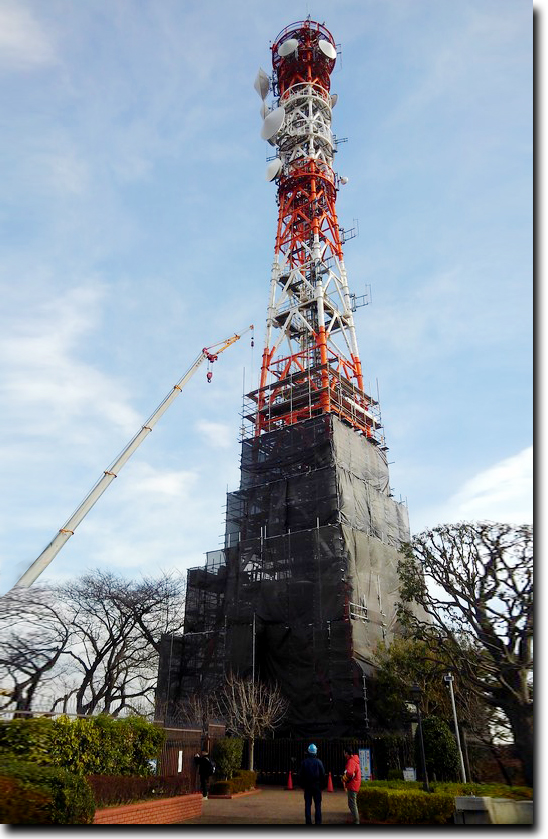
(326, 772, 334, 792)
(285, 770, 293, 790)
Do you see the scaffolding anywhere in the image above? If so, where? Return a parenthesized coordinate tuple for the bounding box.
(244, 363, 385, 444)
(157, 414, 411, 737)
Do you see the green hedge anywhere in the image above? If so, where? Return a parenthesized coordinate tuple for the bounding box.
(87, 774, 188, 806)
(210, 770, 257, 796)
(0, 759, 95, 824)
(366, 779, 533, 800)
(357, 786, 454, 825)
(0, 715, 165, 776)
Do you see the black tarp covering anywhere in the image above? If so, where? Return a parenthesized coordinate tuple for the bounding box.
(157, 415, 413, 737)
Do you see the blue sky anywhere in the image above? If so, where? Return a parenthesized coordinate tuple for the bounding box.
(0, 0, 532, 595)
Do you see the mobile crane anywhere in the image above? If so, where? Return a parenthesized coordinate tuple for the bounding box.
(10, 326, 254, 591)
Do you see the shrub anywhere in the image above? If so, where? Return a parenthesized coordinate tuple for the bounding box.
(366, 779, 533, 801)
(209, 780, 232, 795)
(209, 771, 257, 796)
(387, 768, 404, 781)
(357, 787, 390, 822)
(429, 781, 533, 801)
(0, 715, 165, 777)
(211, 737, 244, 779)
(416, 716, 460, 782)
(0, 759, 95, 824)
(0, 776, 53, 825)
(87, 774, 189, 806)
(0, 718, 54, 764)
(233, 769, 257, 790)
(368, 779, 422, 790)
(357, 787, 454, 825)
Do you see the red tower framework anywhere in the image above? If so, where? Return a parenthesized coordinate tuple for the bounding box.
(247, 20, 383, 445)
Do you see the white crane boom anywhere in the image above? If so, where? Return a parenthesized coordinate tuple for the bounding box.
(11, 326, 253, 590)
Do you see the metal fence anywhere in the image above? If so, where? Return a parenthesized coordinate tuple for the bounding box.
(249, 735, 415, 785)
(156, 723, 226, 792)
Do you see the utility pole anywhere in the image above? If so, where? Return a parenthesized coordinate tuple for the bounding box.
(444, 672, 467, 783)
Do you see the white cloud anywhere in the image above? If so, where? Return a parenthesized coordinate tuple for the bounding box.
(196, 420, 233, 449)
(0, 284, 140, 441)
(128, 463, 198, 498)
(414, 447, 533, 531)
(0, 1, 57, 70)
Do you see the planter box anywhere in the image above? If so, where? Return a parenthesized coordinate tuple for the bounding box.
(454, 796, 534, 825)
(93, 793, 202, 824)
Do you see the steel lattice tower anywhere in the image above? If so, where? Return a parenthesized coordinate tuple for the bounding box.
(157, 20, 418, 741)
(248, 20, 382, 444)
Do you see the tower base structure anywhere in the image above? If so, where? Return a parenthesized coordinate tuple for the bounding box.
(157, 414, 412, 738)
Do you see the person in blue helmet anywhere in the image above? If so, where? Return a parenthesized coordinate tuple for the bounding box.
(298, 743, 326, 825)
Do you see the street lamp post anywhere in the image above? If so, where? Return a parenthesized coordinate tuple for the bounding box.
(411, 684, 430, 792)
(443, 672, 467, 783)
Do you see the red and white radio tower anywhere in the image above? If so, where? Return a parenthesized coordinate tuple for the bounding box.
(156, 19, 418, 739)
(248, 19, 383, 445)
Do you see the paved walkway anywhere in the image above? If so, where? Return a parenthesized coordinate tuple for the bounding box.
(181, 787, 356, 826)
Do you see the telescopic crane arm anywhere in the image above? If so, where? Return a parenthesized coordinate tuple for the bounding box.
(11, 326, 254, 591)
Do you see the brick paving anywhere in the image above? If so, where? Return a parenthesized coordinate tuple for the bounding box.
(180, 787, 357, 825)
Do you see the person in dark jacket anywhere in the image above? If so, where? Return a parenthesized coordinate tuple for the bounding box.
(299, 743, 326, 825)
(194, 750, 214, 798)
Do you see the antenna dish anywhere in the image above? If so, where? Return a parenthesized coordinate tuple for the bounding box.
(318, 39, 337, 60)
(278, 38, 298, 57)
(330, 94, 338, 108)
(254, 68, 270, 99)
(340, 176, 349, 185)
(260, 101, 269, 119)
(266, 158, 283, 181)
(261, 106, 285, 141)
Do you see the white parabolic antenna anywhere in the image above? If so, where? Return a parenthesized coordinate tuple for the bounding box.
(261, 106, 285, 141)
(318, 39, 337, 60)
(330, 94, 338, 108)
(254, 68, 270, 99)
(266, 158, 283, 181)
(278, 38, 298, 57)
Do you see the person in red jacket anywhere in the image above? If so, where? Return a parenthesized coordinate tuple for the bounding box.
(342, 748, 361, 824)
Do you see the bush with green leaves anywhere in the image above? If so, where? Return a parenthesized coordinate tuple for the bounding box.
(0, 716, 165, 777)
(357, 786, 454, 824)
(209, 770, 257, 796)
(416, 716, 460, 782)
(0, 717, 54, 763)
(211, 737, 244, 779)
(366, 779, 532, 800)
(0, 759, 95, 824)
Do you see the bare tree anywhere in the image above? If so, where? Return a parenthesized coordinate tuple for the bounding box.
(0, 570, 186, 718)
(397, 522, 533, 786)
(0, 587, 70, 716)
(57, 570, 186, 716)
(169, 692, 219, 734)
(216, 673, 288, 770)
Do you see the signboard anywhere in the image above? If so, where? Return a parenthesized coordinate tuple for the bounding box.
(403, 767, 416, 782)
(358, 748, 371, 780)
